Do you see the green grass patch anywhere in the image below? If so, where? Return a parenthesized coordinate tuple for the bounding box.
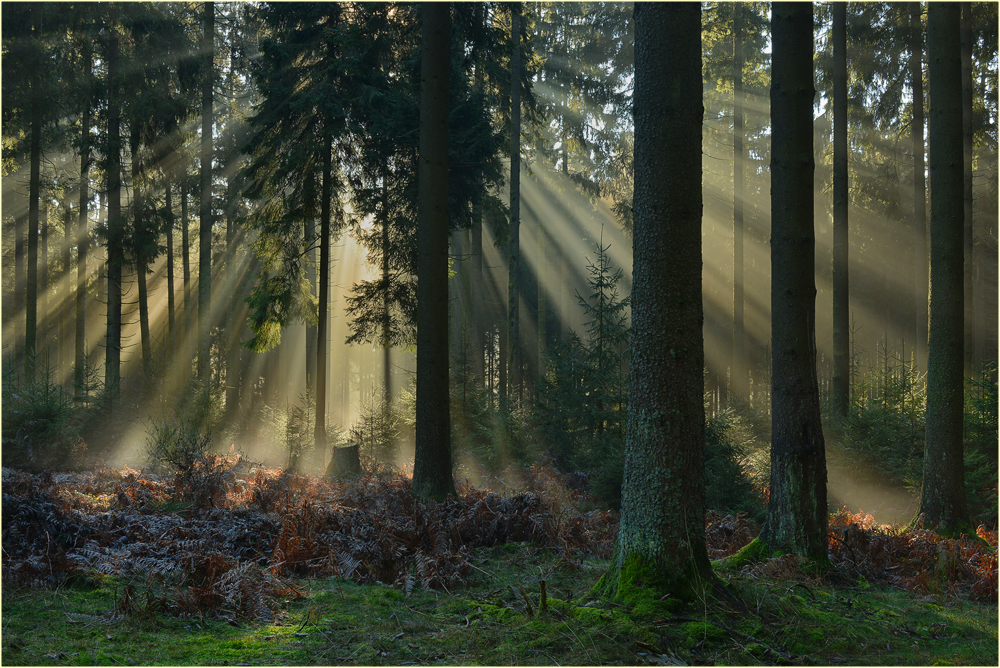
(3, 544, 995, 666)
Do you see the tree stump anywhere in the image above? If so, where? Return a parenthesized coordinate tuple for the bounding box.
(325, 442, 361, 478)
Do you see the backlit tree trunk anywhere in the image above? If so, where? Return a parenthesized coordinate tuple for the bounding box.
(917, 2, 971, 536)
(960, 2, 974, 375)
(507, 3, 522, 405)
(75, 46, 91, 402)
(911, 2, 928, 370)
(198, 1, 214, 382)
(831, 2, 850, 417)
(598, 2, 714, 603)
(760, 2, 828, 561)
(732, 1, 746, 405)
(105, 6, 123, 407)
(412, 2, 456, 500)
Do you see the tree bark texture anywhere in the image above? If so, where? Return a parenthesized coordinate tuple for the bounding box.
(599, 2, 713, 603)
(831, 1, 850, 417)
(507, 3, 522, 406)
(918, 2, 971, 535)
(960, 2, 974, 376)
(732, 2, 746, 405)
(911, 3, 928, 369)
(315, 134, 332, 467)
(412, 2, 456, 501)
(105, 6, 123, 407)
(75, 47, 91, 401)
(26, 3, 42, 374)
(198, 1, 214, 381)
(761, 2, 828, 560)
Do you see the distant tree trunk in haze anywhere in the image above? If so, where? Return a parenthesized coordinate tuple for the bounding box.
(917, 3, 971, 536)
(831, 1, 850, 417)
(182, 186, 191, 320)
(40, 206, 49, 363)
(14, 205, 25, 368)
(198, 1, 215, 382)
(165, 185, 175, 345)
(598, 2, 715, 603)
(132, 130, 153, 378)
(315, 134, 332, 468)
(105, 6, 123, 408)
(507, 3, 522, 406)
(75, 48, 92, 401)
(537, 217, 547, 387)
(960, 2, 974, 376)
(911, 2, 928, 370)
(761, 2, 828, 560)
(412, 2, 456, 501)
(25, 4, 43, 375)
(471, 218, 484, 381)
(732, 1, 745, 405)
(305, 206, 317, 403)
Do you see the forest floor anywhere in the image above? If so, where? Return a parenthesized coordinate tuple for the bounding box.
(2, 463, 996, 666)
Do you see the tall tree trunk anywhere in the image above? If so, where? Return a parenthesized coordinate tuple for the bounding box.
(315, 134, 332, 467)
(165, 185, 175, 345)
(911, 2, 928, 370)
(25, 4, 42, 375)
(918, 3, 971, 536)
(960, 2, 974, 376)
(831, 1, 850, 417)
(382, 177, 393, 409)
(760, 2, 828, 560)
(198, 1, 214, 382)
(14, 205, 25, 369)
(75, 48, 91, 402)
(305, 171, 317, 404)
(182, 186, 190, 321)
(40, 201, 49, 366)
(412, 2, 456, 500)
(733, 1, 746, 405)
(471, 206, 484, 382)
(105, 6, 123, 407)
(61, 205, 72, 375)
(537, 216, 547, 387)
(507, 3, 522, 406)
(132, 130, 153, 378)
(598, 2, 715, 603)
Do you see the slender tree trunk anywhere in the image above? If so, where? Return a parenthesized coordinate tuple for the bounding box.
(761, 2, 828, 560)
(165, 185, 175, 344)
(599, 2, 715, 603)
(40, 201, 49, 366)
(315, 134, 332, 467)
(911, 2, 928, 370)
(198, 1, 214, 382)
(105, 6, 123, 407)
(537, 216, 547, 387)
(831, 2, 850, 417)
(132, 131, 153, 378)
(182, 186, 190, 321)
(412, 2, 456, 500)
(305, 171, 317, 403)
(733, 2, 746, 405)
(61, 206, 71, 374)
(507, 3, 522, 406)
(960, 2, 974, 375)
(382, 177, 393, 408)
(25, 4, 42, 375)
(918, 2, 971, 536)
(75, 50, 91, 402)
(14, 205, 25, 368)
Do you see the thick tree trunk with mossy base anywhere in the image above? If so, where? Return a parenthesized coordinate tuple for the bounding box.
(596, 3, 715, 605)
(412, 3, 456, 501)
(760, 3, 829, 563)
(915, 3, 972, 537)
